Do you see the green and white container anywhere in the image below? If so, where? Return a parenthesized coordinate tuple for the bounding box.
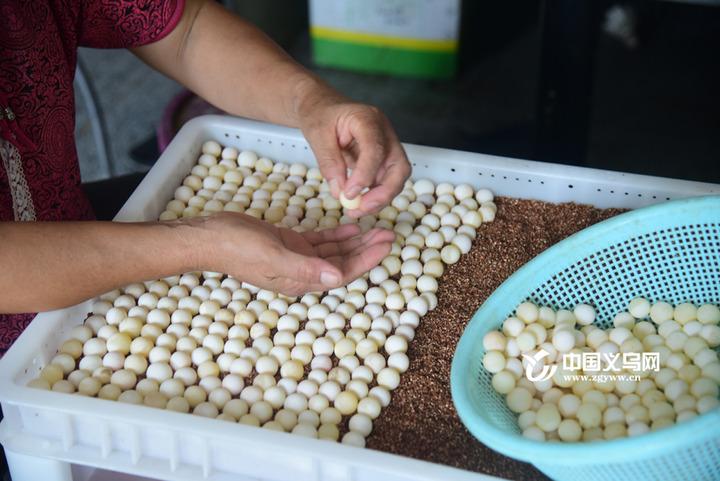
(309, 0, 461, 79)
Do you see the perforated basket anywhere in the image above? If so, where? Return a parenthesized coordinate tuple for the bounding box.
(451, 195, 720, 481)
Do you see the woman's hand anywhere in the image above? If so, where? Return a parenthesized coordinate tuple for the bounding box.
(295, 82, 411, 218)
(197, 213, 395, 296)
(0, 214, 393, 313)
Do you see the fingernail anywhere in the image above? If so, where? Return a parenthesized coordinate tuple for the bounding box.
(320, 271, 340, 287)
(344, 185, 361, 200)
(365, 200, 380, 211)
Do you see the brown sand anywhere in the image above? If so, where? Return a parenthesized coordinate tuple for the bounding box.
(367, 197, 626, 480)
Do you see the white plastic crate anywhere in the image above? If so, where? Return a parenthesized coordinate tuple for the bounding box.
(1, 115, 718, 481)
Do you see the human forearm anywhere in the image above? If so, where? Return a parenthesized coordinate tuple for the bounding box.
(0, 214, 393, 313)
(0, 220, 201, 313)
(133, 0, 334, 128)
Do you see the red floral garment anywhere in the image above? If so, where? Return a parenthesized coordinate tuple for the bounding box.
(0, 0, 185, 355)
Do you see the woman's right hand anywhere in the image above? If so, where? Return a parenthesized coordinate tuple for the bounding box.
(195, 212, 395, 296)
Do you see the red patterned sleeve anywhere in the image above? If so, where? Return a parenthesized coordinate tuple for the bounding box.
(78, 0, 185, 48)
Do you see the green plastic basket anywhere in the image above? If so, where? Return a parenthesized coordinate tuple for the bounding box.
(451, 196, 720, 481)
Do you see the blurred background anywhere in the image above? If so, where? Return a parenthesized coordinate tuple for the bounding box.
(75, 0, 720, 187)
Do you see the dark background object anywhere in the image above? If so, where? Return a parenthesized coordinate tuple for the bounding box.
(587, 1, 720, 181)
(535, 0, 606, 165)
(83, 173, 146, 220)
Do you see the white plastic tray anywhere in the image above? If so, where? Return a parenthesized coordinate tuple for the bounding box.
(1, 116, 718, 481)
